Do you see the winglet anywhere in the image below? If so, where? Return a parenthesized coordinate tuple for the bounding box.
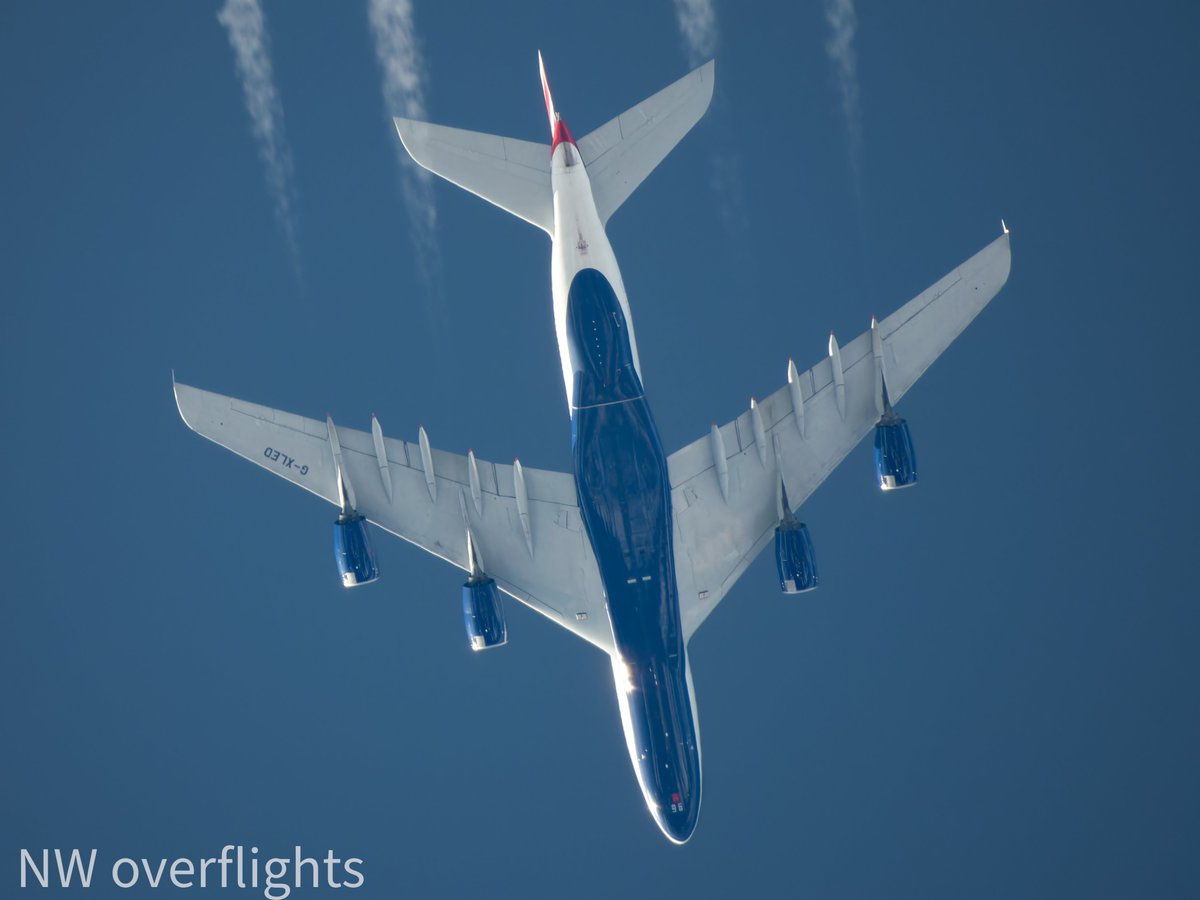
(171, 373, 194, 431)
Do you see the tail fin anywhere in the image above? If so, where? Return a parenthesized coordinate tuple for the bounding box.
(538, 50, 556, 131)
(538, 51, 575, 153)
(577, 59, 715, 225)
(393, 118, 555, 233)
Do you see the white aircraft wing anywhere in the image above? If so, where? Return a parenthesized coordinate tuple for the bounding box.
(173, 382, 614, 654)
(668, 232, 1012, 642)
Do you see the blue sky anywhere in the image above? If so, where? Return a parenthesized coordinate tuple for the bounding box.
(2, 1, 1198, 897)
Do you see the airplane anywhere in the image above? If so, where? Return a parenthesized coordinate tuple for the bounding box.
(174, 54, 1012, 843)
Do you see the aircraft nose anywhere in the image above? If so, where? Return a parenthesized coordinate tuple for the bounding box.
(661, 815, 698, 844)
(654, 791, 700, 844)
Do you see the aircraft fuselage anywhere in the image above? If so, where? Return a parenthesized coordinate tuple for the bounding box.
(549, 131, 702, 843)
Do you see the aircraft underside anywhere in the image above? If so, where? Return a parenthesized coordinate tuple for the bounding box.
(173, 53, 1011, 845)
(567, 266, 701, 843)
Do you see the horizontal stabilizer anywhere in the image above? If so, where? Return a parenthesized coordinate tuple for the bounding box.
(393, 118, 554, 233)
(577, 60, 715, 225)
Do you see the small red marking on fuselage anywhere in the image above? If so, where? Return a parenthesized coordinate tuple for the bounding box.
(672, 792, 681, 804)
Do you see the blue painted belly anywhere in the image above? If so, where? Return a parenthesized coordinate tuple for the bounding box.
(567, 268, 701, 841)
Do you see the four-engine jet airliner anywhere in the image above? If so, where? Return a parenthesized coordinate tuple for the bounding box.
(174, 55, 1011, 843)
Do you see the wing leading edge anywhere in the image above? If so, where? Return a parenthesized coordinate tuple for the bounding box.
(173, 382, 614, 654)
(669, 231, 1012, 641)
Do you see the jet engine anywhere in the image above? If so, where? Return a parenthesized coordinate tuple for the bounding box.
(873, 411, 918, 490)
(462, 575, 508, 650)
(774, 520, 819, 594)
(333, 512, 380, 587)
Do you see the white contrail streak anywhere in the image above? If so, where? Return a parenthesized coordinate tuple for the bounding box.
(217, 0, 300, 272)
(709, 149, 748, 234)
(672, 0, 718, 67)
(671, 1, 745, 234)
(824, 0, 863, 192)
(367, 0, 442, 312)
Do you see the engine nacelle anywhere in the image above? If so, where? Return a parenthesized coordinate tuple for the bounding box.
(462, 576, 508, 650)
(774, 521, 819, 594)
(332, 513, 380, 587)
(873, 413, 918, 490)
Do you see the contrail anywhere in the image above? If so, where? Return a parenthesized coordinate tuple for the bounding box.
(367, 0, 443, 316)
(670, 1, 746, 235)
(216, 0, 300, 273)
(672, 0, 717, 67)
(824, 0, 863, 193)
(708, 149, 748, 235)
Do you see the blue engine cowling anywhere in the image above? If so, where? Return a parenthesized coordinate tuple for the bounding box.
(873, 413, 918, 491)
(333, 513, 380, 587)
(462, 576, 508, 650)
(774, 521, 819, 594)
